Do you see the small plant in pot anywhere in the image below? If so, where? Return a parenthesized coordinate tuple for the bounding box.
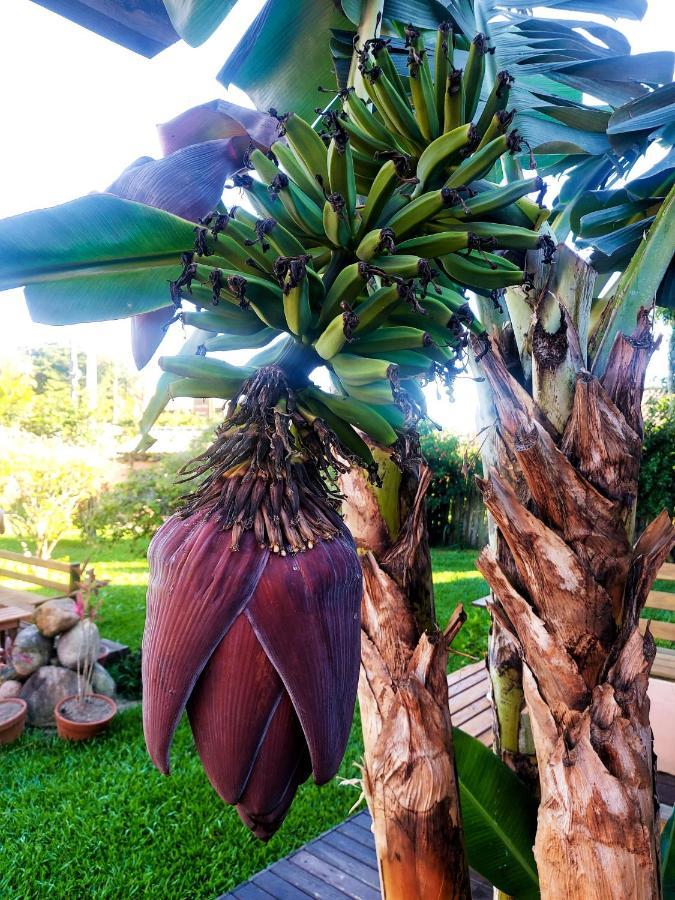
(54, 571, 116, 741)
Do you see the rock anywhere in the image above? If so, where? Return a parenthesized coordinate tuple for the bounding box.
(0, 680, 22, 699)
(56, 620, 100, 670)
(91, 663, 116, 698)
(0, 663, 19, 683)
(34, 599, 80, 638)
(11, 626, 52, 677)
(20, 666, 80, 726)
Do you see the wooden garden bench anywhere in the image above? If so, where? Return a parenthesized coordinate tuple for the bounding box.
(0, 549, 82, 615)
(640, 561, 675, 681)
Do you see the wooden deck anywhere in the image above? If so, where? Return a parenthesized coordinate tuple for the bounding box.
(225, 658, 675, 898)
(222, 809, 492, 899)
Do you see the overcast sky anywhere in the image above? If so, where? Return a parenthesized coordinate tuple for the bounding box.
(0, 0, 670, 433)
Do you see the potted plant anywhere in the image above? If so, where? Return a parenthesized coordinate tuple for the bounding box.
(0, 697, 27, 744)
(54, 570, 116, 741)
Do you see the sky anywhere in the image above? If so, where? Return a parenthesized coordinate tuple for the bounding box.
(0, 0, 671, 433)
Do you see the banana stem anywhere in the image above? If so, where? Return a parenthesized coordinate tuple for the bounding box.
(347, 0, 384, 100)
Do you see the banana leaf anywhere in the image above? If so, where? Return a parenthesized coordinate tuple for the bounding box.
(662, 809, 675, 896)
(0, 194, 195, 323)
(162, 0, 237, 47)
(453, 727, 539, 900)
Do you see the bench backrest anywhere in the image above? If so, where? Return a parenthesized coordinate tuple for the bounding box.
(0, 549, 81, 596)
(641, 562, 675, 644)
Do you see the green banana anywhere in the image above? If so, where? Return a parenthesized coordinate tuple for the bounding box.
(167, 376, 242, 401)
(463, 33, 492, 122)
(344, 379, 395, 406)
(440, 250, 525, 290)
(202, 328, 279, 352)
(306, 387, 398, 446)
(343, 92, 393, 146)
(281, 112, 329, 189)
(351, 326, 433, 353)
(368, 255, 429, 279)
(368, 348, 433, 377)
(158, 354, 251, 383)
(433, 175, 545, 221)
(444, 68, 464, 133)
(434, 23, 452, 123)
(355, 159, 405, 240)
(340, 116, 391, 155)
(396, 231, 472, 257)
(180, 309, 262, 336)
(356, 227, 397, 261)
(331, 353, 396, 386)
(322, 196, 352, 248)
(445, 131, 521, 190)
(248, 148, 280, 185)
(385, 187, 458, 239)
(274, 255, 312, 337)
(318, 261, 369, 327)
(364, 67, 424, 146)
(271, 139, 326, 206)
(476, 109, 515, 152)
(413, 123, 478, 196)
(314, 284, 401, 358)
(314, 310, 355, 360)
(424, 221, 553, 255)
(475, 71, 514, 140)
(406, 25, 440, 142)
(233, 174, 298, 234)
(267, 172, 325, 238)
(327, 136, 356, 228)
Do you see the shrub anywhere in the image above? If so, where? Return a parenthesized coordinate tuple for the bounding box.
(78, 431, 212, 544)
(420, 430, 486, 548)
(638, 391, 675, 532)
(0, 430, 103, 558)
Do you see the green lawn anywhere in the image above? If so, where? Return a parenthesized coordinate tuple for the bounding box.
(0, 537, 489, 900)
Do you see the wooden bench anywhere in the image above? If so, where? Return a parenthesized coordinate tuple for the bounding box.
(0, 549, 82, 615)
(473, 562, 675, 681)
(640, 561, 675, 681)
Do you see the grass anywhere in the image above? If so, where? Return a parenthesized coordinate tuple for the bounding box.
(0, 536, 489, 899)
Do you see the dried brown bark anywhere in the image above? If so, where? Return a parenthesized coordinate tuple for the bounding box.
(473, 308, 674, 899)
(342, 454, 471, 900)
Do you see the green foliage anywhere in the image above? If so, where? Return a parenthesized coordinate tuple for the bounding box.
(420, 430, 486, 547)
(0, 357, 33, 426)
(662, 809, 675, 896)
(453, 728, 539, 899)
(0, 433, 103, 558)
(78, 432, 211, 545)
(637, 391, 675, 530)
(106, 650, 143, 701)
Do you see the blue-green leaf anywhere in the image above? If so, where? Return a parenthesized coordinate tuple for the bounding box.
(162, 0, 237, 47)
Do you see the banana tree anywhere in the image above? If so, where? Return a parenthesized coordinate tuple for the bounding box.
(3, 4, 674, 900)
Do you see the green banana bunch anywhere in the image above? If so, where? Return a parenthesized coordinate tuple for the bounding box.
(143, 24, 553, 456)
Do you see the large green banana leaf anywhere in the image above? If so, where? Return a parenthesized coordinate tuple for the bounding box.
(0, 195, 195, 324)
(453, 727, 539, 899)
(662, 809, 675, 897)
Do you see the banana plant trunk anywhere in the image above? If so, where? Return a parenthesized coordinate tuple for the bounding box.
(473, 242, 674, 899)
(341, 443, 471, 900)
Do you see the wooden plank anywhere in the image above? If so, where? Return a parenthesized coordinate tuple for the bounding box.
(449, 678, 491, 715)
(640, 619, 675, 642)
(0, 549, 74, 574)
(652, 648, 675, 681)
(304, 841, 381, 890)
(273, 858, 348, 900)
(250, 869, 311, 899)
(291, 849, 380, 900)
(659, 562, 675, 581)
(347, 812, 374, 834)
(453, 694, 492, 728)
(645, 590, 675, 612)
(447, 666, 488, 697)
(230, 883, 275, 899)
(322, 831, 377, 868)
(0, 606, 32, 626)
(461, 708, 494, 743)
(336, 820, 375, 850)
(0, 567, 68, 594)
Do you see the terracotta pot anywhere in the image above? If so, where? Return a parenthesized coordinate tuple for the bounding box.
(0, 698, 27, 744)
(54, 693, 116, 741)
